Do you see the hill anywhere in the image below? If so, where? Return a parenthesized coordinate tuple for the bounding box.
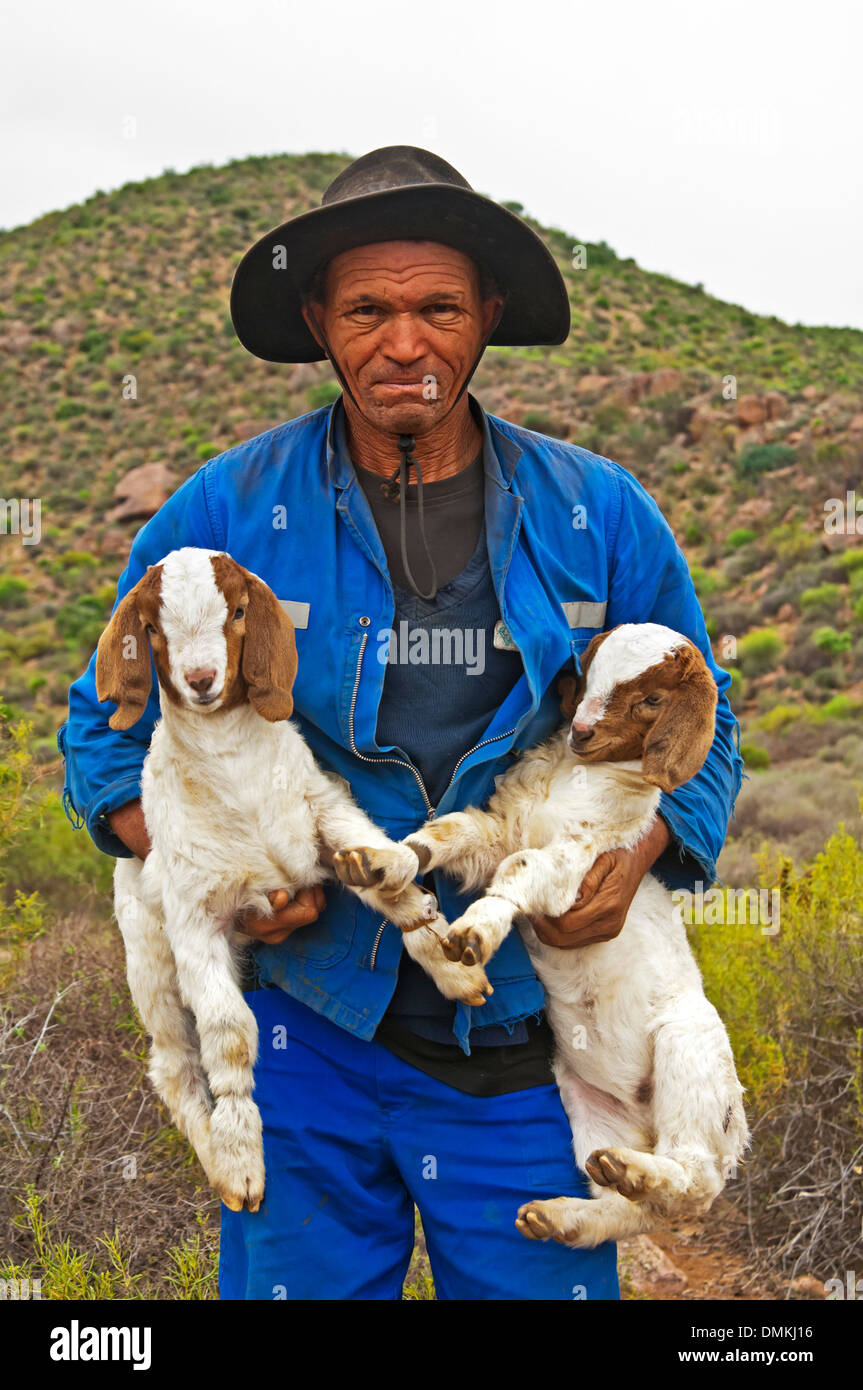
(1, 150, 863, 879)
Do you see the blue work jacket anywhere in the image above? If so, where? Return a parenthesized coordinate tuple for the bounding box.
(59, 398, 743, 1050)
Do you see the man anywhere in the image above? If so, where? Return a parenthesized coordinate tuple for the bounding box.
(60, 146, 742, 1300)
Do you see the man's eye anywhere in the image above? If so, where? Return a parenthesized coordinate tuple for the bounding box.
(428, 303, 458, 315)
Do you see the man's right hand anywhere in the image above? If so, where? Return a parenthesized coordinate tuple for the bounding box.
(239, 886, 326, 944)
(107, 798, 326, 945)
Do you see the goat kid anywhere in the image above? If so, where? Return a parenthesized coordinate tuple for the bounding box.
(342, 623, 749, 1247)
(96, 547, 484, 1212)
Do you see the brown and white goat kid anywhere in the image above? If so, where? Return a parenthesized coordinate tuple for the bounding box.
(349, 623, 749, 1247)
(96, 547, 484, 1212)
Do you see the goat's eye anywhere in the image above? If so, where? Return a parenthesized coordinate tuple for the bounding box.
(233, 606, 245, 621)
(144, 622, 158, 636)
(642, 693, 663, 707)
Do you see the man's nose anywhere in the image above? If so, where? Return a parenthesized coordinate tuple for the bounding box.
(185, 668, 216, 694)
(382, 314, 427, 362)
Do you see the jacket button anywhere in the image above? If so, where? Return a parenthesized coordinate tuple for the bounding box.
(358, 615, 371, 627)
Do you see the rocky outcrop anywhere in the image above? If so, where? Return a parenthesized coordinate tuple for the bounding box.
(106, 462, 173, 523)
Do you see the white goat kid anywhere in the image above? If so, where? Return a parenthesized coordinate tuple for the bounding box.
(353, 623, 749, 1247)
(97, 547, 483, 1213)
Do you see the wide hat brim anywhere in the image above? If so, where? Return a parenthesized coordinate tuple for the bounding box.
(230, 183, 571, 363)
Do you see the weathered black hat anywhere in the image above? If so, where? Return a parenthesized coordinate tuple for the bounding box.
(230, 145, 571, 363)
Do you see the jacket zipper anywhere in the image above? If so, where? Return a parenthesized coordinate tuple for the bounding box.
(350, 621, 518, 970)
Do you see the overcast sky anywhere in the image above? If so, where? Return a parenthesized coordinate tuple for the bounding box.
(2, 0, 861, 330)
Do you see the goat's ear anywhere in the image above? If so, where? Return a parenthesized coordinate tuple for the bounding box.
(641, 645, 718, 793)
(240, 572, 298, 722)
(558, 675, 580, 719)
(95, 581, 154, 731)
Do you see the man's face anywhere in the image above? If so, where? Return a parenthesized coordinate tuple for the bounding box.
(302, 241, 502, 436)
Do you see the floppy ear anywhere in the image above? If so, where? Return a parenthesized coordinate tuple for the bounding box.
(95, 583, 154, 731)
(641, 645, 718, 793)
(240, 572, 298, 722)
(558, 675, 580, 719)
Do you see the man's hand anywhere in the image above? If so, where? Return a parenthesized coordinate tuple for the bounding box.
(107, 799, 326, 944)
(531, 817, 671, 949)
(238, 886, 326, 945)
(107, 798, 152, 860)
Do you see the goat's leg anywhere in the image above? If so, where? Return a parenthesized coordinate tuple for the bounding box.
(516, 1063, 657, 1248)
(443, 839, 596, 968)
(585, 997, 749, 1221)
(403, 807, 511, 891)
(307, 767, 422, 898)
(516, 1191, 656, 1248)
(160, 891, 264, 1212)
(113, 859, 214, 1167)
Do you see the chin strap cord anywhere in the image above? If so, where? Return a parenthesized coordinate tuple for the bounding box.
(382, 433, 438, 600)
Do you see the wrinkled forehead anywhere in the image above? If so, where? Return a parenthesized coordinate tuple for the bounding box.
(582, 624, 689, 706)
(156, 549, 231, 628)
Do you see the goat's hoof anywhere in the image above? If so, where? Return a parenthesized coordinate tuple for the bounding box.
(516, 1197, 594, 1247)
(208, 1096, 265, 1213)
(333, 845, 417, 893)
(442, 924, 491, 967)
(585, 1147, 646, 1201)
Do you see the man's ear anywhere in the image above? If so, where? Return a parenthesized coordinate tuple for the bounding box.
(301, 302, 326, 352)
(95, 574, 158, 730)
(240, 570, 298, 722)
(641, 646, 718, 793)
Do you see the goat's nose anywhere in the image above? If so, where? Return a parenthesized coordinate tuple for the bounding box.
(185, 668, 216, 694)
(569, 722, 595, 747)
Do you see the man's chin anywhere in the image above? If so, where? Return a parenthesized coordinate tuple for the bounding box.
(366, 393, 445, 437)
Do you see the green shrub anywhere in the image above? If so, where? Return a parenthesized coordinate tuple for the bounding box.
(836, 548, 863, 574)
(306, 382, 341, 409)
(735, 443, 797, 478)
(727, 528, 756, 550)
(55, 594, 109, 648)
(689, 564, 718, 597)
(0, 576, 29, 609)
(800, 582, 842, 617)
(738, 627, 784, 677)
(54, 400, 87, 419)
(812, 694, 862, 721)
(740, 741, 770, 769)
(813, 625, 851, 654)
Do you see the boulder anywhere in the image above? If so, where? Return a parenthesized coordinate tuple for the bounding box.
(611, 372, 651, 407)
(618, 1234, 688, 1295)
(764, 390, 787, 420)
(107, 462, 173, 523)
(736, 395, 769, 427)
(575, 373, 612, 396)
(647, 367, 683, 396)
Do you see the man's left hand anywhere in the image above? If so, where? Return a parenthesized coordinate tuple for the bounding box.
(531, 817, 671, 949)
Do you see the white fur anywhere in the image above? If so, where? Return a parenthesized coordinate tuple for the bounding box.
(403, 628, 749, 1249)
(113, 549, 472, 1211)
(574, 622, 688, 727)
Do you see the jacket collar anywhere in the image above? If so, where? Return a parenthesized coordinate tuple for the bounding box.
(325, 394, 522, 494)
